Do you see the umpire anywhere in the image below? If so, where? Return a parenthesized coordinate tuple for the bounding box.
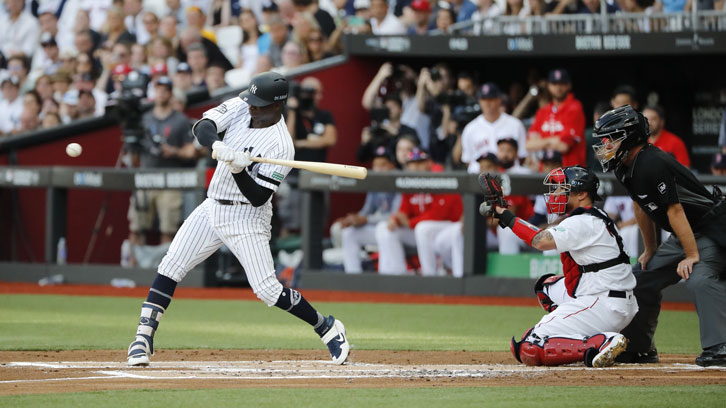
(593, 105, 726, 367)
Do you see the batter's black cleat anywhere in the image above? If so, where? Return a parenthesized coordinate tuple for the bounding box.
(614, 349, 659, 364)
(695, 343, 726, 367)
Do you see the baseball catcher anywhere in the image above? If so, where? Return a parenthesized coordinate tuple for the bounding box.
(479, 168, 637, 367)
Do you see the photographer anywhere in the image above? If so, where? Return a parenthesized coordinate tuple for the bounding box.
(126, 76, 196, 266)
(278, 76, 337, 236)
(357, 93, 418, 164)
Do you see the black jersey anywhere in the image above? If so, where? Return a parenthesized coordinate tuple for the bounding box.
(616, 144, 716, 233)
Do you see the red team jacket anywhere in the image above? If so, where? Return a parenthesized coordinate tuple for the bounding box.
(529, 93, 586, 167)
(652, 129, 691, 167)
(398, 186, 463, 228)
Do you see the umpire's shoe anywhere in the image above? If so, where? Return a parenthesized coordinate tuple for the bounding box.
(318, 315, 350, 364)
(614, 348, 659, 364)
(696, 342, 726, 367)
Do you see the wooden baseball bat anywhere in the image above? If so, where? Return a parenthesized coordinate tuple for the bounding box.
(250, 156, 368, 179)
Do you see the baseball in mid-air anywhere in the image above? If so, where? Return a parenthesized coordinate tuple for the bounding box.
(66, 143, 82, 158)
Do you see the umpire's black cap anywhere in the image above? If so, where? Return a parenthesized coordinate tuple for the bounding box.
(239, 71, 288, 107)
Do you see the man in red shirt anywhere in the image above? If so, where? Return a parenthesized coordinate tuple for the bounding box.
(642, 105, 691, 168)
(375, 148, 463, 276)
(526, 69, 586, 167)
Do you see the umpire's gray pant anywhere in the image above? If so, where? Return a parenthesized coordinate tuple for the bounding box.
(622, 234, 726, 352)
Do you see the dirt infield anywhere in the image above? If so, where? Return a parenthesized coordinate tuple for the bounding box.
(2, 350, 725, 395)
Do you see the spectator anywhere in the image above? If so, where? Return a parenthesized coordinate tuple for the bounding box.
(173, 62, 194, 92)
(75, 73, 108, 117)
(51, 70, 73, 102)
(239, 8, 262, 74)
(6, 55, 31, 94)
(205, 62, 228, 93)
(0, 0, 40, 59)
(407, 0, 433, 35)
(611, 84, 638, 110)
(278, 41, 304, 72)
(526, 68, 586, 167)
(185, 5, 217, 43)
(75, 52, 98, 78)
(18, 90, 41, 129)
(77, 90, 97, 119)
(178, 27, 233, 70)
(712, 151, 726, 176)
(293, 0, 338, 39)
(164, 0, 188, 28)
(353, 0, 372, 19)
(31, 33, 62, 77)
(60, 91, 80, 124)
(278, 77, 337, 235)
(41, 111, 61, 128)
(434, 3, 457, 33)
(130, 43, 148, 70)
(304, 27, 333, 62)
(159, 15, 179, 48)
(186, 42, 209, 87)
(416, 64, 456, 164)
(458, 82, 527, 173)
(126, 76, 196, 265)
(72, 9, 103, 51)
(125, 0, 152, 45)
(0, 76, 23, 134)
(259, 15, 290, 69)
(37, 5, 73, 52)
(335, 145, 401, 274)
(291, 11, 321, 52)
(148, 36, 179, 72)
(448, 0, 478, 22)
(642, 105, 691, 168)
(579, 0, 621, 13)
(358, 93, 419, 163)
(370, 0, 406, 34)
(501, 0, 530, 34)
(394, 133, 420, 168)
(546, 0, 585, 14)
(102, 7, 137, 47)
(656, 0, 686, 12)
(471, 0, 503, 35)
(375, 147, 463, 276)
(142, 11, 161, 42)
(34, 74, 54, 104)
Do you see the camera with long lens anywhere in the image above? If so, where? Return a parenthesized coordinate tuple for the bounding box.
(289, 81, 317, 111)
(106, 71, 150, 154)
(429, 67, 442, 82)
(436, 89, 469, 106)
(452, 101, 481, 130)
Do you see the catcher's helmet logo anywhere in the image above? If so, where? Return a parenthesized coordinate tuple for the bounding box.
(250, 84, 257, 94)
(658, 182, 667, 194)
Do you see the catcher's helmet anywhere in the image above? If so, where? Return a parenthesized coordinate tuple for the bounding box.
(238, 71, 289, 107)
(592, 105, 650, 172)
(544, 166, 603, 216)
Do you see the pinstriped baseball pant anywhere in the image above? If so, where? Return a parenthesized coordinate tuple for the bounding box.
(157, 198, 282, 305)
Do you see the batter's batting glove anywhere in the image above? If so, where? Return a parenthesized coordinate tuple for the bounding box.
(226, 151, 252, 174)
(211, 141, 232, 161)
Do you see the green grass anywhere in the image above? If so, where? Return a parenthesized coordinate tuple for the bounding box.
(1, 386, 725, 408)
(0, 294, 702, 353)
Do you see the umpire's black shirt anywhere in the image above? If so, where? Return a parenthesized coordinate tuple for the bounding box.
(616, 144, 715, 233)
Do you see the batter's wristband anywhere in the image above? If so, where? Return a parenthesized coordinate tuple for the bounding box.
(498, 209, 516, 228)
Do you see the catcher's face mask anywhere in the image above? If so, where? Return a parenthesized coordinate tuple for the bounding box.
(543, 168, 570, 217)
(592, 130, 627, 173)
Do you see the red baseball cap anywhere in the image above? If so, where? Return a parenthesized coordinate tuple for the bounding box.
(150, 63, 167, 76)
(112, 64, 132, 77)
(410, 0, 431, 12)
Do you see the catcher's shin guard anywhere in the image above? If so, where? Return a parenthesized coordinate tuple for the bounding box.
(512, 333, 608, 366)
(127, 302, 165, 366)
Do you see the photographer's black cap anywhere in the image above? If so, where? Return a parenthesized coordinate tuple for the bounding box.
(478, 82, 500, 99)
(239, 71, 288, 107)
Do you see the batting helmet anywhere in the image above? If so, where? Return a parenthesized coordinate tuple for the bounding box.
(592, 104, 650, 172)
(543, 166, 603, 216)
(238, 71, 289, 107)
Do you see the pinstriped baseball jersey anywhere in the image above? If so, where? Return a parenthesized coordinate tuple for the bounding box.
(202, 97, 295, 204)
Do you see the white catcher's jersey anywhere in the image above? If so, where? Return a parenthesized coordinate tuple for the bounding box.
(201, 97, 295, 203)
(548, 210, 636, 296)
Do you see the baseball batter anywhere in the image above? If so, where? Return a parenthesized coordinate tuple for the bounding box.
(480, 167, 638, 367)
(127, 72, 350, 366)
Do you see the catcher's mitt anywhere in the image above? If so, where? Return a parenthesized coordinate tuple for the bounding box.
(478, 173, 507, 216)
